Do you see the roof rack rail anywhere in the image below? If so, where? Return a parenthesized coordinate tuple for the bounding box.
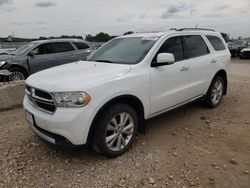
(171, 28, 215, 32)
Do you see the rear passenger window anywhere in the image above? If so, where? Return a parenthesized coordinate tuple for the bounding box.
(54, 42, 75, 53)
(73, 42, 90, 50)
(206, 35, 226, 51)
(183, 35, 209, 58)
(158, 36, 184, 61)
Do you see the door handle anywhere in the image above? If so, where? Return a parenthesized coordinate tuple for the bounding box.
(180, 67, 189, 71)
(49, 57, 55, 61)
(71, 55, 76, 58)
(210, 59, 217, 63)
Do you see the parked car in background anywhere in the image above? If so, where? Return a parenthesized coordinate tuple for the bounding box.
(23, 28, 230, 157)
(0, 39, 95, 81)
(228, 42, 239, 57)
(0, 48, 16, 56)
(234, 40, 248, 52)
(240, 48, 250, 59)
(92, 42, 105, 49)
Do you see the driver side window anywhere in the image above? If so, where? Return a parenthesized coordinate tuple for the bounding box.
(157, 36, 185, 62)
(32, 43, 55, 55)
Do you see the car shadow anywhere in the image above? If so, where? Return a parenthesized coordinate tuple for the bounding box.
(35, 99, 208, 161)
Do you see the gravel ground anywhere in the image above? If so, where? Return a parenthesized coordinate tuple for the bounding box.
(0, 58, 250, 188)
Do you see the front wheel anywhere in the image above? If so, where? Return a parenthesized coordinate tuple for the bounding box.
(9, 67, 27, 81)
(92, 103, 138, 158)
(205, 76, 225, 108)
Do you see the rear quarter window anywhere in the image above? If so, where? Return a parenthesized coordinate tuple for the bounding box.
(73, 42, 90, 50)
(54, 42, 75, 53)
(206, 35, 226, 51)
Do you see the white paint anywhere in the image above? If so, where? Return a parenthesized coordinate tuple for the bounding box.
(23, 30, 231, 145)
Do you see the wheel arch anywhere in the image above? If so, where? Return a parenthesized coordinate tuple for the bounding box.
(211, 69, 228, 95)
(8, 64, 29, 78)
(87, 94, 145, 144)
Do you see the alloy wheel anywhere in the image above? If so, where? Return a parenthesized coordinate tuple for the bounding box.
(211, 80, 223, 105)
(9, 71, 25, 81)
(105, 112, 135, 152)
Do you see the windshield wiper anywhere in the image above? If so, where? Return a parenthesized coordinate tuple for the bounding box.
(94, 59, 115, 63)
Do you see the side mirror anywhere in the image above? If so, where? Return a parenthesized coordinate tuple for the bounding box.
(152, 53, 175, 67)
(28, 51, 36, 57)
(156, 53, 175, 66)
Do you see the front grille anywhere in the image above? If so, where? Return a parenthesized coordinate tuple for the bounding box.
(35, 90, 53, 101)
(36, 101, 56, 112)
(26, 85, 31, 93)
(26, 85, 56, 114)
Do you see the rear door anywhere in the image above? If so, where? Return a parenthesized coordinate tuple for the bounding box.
(53, 42, 77, 66)
(150, 36, 190, 114)
(28, 43, 57, 73)
(183, 35, 214, 98)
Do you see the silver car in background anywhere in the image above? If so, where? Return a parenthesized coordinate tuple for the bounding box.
(0, 39, 95, 81)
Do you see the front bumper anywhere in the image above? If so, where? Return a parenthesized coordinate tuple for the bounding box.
(23, 95, 97, 145)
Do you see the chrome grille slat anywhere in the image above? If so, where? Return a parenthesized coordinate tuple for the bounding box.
(28, 96, 54, 105)
(26, 85, 56, 114)
(32, 95, 54, 103)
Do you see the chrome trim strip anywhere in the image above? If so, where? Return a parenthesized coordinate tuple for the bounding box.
(25, 89, 30, 95)
(148, 95, 204, 119)
(32, 94, 54, 103)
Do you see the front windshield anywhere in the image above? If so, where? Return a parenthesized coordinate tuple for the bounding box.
(87, 37, 157, 64)
(14, 42, 37, 56)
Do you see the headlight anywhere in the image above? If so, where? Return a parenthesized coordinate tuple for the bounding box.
(0, 61, 6, 67)
(52, 92, 91, 107)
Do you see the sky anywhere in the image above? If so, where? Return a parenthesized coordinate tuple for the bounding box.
(0, 0, 249, 38)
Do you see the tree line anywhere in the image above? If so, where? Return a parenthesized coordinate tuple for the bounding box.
(0, 31, 230, 43)
(0, 32, 119, 43)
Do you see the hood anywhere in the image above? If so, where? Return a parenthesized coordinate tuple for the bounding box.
(0, 54, 15, 61)
(26, 61, 131, 92)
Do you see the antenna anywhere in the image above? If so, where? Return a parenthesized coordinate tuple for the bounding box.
(195, 24, 198, 28)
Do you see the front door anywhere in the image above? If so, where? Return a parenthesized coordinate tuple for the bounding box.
(28, 43, 57, 73)
(150, 36, 190, 115)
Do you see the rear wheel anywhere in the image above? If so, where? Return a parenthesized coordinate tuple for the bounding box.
(205, 76, 225, 108)
(92, 103, 138, 158)
(9, 67, 27, 81)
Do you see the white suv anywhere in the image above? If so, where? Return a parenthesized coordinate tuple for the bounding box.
(23, 28, 231, 158)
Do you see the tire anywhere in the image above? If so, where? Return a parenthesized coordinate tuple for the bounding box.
(92, 103, 138, 158)
(9, 67, 27, 81)
(204, 76, 225, 108)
